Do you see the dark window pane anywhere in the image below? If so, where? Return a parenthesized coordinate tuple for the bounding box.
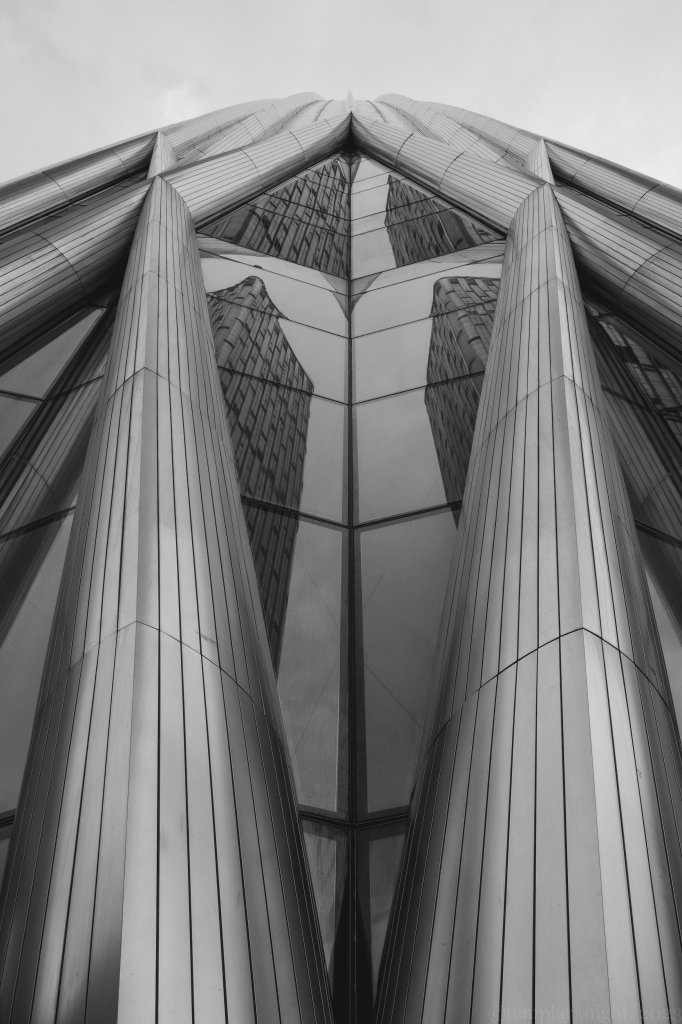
(0, 379, 102, 535)
(358, 510, 458, 814)
(244, 506, 347, 815)
(0, 396, 39, 462)
(208, 283, 347, 401)
(355, 377, 480, 522)
(644, 563, 682, 731)
(0, 307, 105, 398)
(0, 835, 10, 893)
(302, 819, 349, 985)
(223, 373, 346, 522)
(0, 512, 74, 813)
(356, 821, 407, 997)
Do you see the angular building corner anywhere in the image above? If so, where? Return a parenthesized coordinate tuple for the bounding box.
(0, 91, 681, 1023)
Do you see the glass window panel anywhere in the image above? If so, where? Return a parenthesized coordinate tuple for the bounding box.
(353, 270, 501, 336)
(203, 259, 348, 336)
(208, 286, 347, 401)
(355, 378, 480, 522)
(0, 308, 105, 398)
(205, 248, 345, 292)
(302, 819, 349, 984)
(351, 210, 389, 237)
(0, 834, 10, 892)
(223, 374, 346, 522)
(356, 822, 407, 996)
(354, 244, 505, 293)
(351, 157, 393, 189)
(353, 307, 490, 403)
(0, 396, 39, 462)
(244, 506, 347, 814)
(0, 379, 101, 536)
(644, 557, 682, 730)
(358, 510, 458, 814)
(205, 204, 348, 278)
(279, 321, 347, 402)
(352, 229, 397, 278)
(0, 512, 74, 813)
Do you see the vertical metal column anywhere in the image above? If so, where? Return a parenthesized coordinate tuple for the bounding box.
(376, 184, 682, 1022)
(0, 176, 332, 1024)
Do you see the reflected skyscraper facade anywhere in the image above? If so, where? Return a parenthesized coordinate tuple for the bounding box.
(1, 93, 682, 1024)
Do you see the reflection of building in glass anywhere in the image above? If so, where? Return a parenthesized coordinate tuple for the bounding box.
(429, 276, 499, 375)
(243, 503, 300, 672)
(204, 156, 350, 277)
(5, 93, 682, 1024)
(385, 176, 502, 265)
(423, 374, 480, 507)
(423, 277, 499, 505)
(208, 278, 313, 668)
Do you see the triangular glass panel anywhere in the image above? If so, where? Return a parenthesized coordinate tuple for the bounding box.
(350, 154, 504, 277)
(202, 153, 351, 277)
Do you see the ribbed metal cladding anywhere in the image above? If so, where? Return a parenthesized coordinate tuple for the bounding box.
(0, 180, 151, 365)
(385, 96, 540, 165)
(0, 134, 156, 239)
(0, 176, 332, 1024)
(545, 139, 682, 241)
(375, 95, 514, 165)
(0, 112, 350, 372)
(167, 111, 351, 227)
(147, 132, 177, 177)
(375, 183, 682, 1023)
(555, 187, 682, 371)
(178, 93, 322, 164)
(351, 113, 541, 232)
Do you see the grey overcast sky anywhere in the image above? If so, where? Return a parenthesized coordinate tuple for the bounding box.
(1, 0, 681, 186)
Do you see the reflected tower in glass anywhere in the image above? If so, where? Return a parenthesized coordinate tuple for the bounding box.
(1, 92, 682, 1024)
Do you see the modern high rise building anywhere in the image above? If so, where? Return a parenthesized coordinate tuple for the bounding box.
(0, 91, 682, 1023)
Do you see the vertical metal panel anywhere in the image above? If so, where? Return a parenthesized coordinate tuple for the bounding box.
(0, 176, 332, 1023)
(376, 182, 682, 1022)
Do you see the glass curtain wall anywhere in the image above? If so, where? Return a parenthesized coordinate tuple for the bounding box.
(200, 151, 503, 1019)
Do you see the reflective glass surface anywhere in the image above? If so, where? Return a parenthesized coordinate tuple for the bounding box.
(358, 509, 459, 814)
(200, 149, 503, 1017)
(222, 374, 346, 522)
(0, 512, 74, 814)
(353, 271, 500, 336)
(208, 285, 347, 401)
(203, 155, 350, 277)
(0, 834, 9, 892)
(356, 822, 407, 996)
(302, 820, 349, 983)
(353, 294, 494, 402)
(244, 505, 347, 815)
(350, 156, 503, 277)
(0, 307, 105, 398)
(645, 564, 682, 730)
(355, 377, 481, 522)
(0, 396, 39, 461)
(203, 257, 348, 336)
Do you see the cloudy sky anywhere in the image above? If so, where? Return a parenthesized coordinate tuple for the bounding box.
(1, 0, 680, 186)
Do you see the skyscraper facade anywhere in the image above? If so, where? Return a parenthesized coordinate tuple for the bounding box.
(0, 92, 682, 1023)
